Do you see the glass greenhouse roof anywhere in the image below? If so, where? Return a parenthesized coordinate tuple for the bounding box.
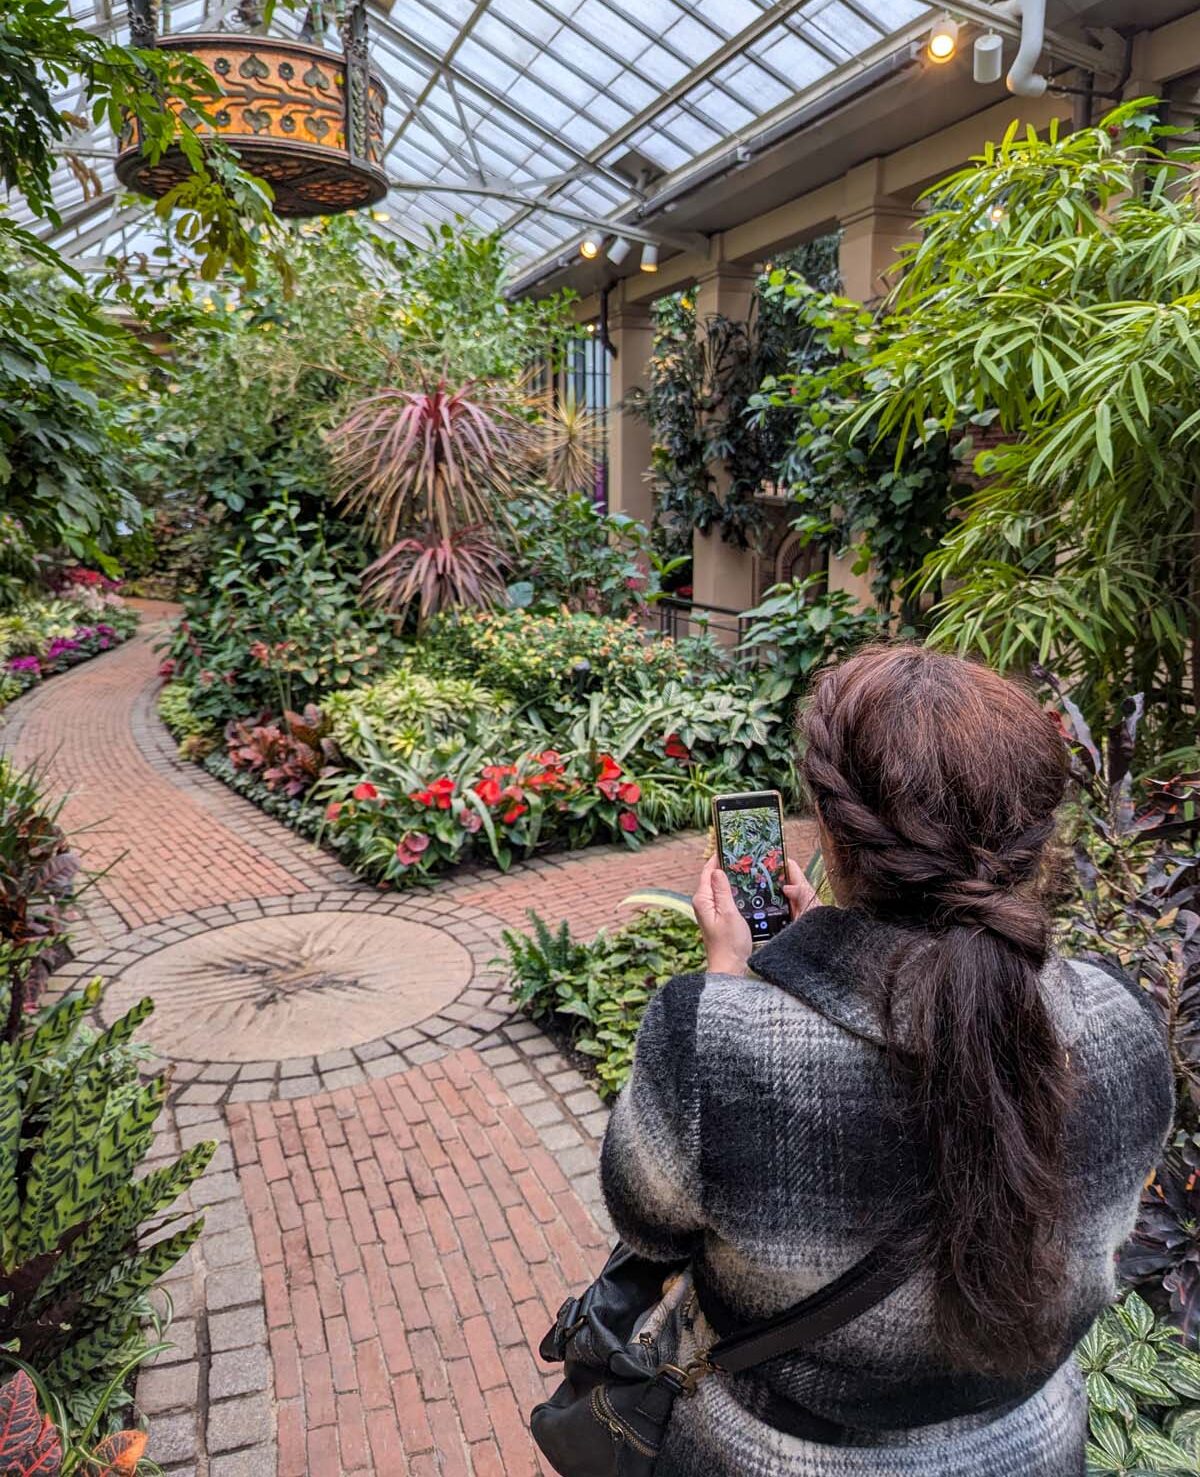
(28, 0, 932, 274)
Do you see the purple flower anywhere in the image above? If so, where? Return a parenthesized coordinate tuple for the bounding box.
(7, 656, 41, 674)
(44, 638, 80, 659)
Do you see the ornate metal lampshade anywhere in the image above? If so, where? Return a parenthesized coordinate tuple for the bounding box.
(115, 3, 388, 217)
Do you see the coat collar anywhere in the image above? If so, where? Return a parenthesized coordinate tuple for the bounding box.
(748, 906, 1083, 1049)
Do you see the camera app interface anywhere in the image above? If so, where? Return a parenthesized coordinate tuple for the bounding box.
(716, 800, 788, 940)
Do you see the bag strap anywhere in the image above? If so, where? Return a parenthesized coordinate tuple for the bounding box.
(706, 1242, 910, 1376)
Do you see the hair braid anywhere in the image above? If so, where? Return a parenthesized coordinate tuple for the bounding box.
(799, 644, 1071, 1378)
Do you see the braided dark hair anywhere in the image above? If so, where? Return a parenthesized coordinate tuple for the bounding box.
(800, 644, 1071, 1378)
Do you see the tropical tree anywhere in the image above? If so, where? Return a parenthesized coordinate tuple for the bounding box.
(846, 101, 1199, 750)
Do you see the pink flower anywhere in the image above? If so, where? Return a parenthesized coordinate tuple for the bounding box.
(394, 830, 432, 866)
(460, 810, 483, 833)
(617, 781, 641, 804)
(325, 802, 342, 822)
(158, 658, 177, 678)
(619, 810, 639, 833)
(352, 781, 379, 802)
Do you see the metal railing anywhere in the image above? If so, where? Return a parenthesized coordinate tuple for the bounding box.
(652, 596, 757, 661)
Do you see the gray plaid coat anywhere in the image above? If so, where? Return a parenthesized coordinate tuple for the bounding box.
(599, 906, 1172, 1477)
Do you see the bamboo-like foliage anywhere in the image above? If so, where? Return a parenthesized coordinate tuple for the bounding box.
(845, 100, 1200, 746)
(327, 382, 528, 545)
(0, 978, 213, 1398)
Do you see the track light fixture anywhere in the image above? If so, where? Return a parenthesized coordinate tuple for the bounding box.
(639, 241, 659, 273)
(927, 13, 958, 63)
(973, 30, 1003, 84)
(580, 233, 604, 260)
(607, 236, 632, 266)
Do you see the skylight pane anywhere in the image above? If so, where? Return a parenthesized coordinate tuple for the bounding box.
(749, 29, 832, 87)
(636, 42, 695, 89)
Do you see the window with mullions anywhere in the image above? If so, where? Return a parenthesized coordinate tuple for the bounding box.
(566, 330, 610, 510)
(529, 330, 610, 510)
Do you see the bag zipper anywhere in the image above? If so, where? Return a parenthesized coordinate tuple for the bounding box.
(590, 1384, 661, 1458)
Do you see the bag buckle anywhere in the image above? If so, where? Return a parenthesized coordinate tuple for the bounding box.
(657, 1353, 716, 1397)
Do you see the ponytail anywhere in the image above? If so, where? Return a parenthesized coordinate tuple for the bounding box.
(801, 645, 1071, 1377)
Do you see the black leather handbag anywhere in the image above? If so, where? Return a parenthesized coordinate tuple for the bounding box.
(530, 1239, 910, 1477)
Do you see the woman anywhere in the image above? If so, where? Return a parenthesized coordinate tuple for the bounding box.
(599, 645, 1172, 1476)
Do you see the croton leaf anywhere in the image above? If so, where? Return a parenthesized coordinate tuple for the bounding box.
(0, 1371, 41, 1464)
(92, 1427, 147, 1476)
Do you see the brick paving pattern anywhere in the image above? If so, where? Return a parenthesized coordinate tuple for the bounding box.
(0, 604, 816, 1475)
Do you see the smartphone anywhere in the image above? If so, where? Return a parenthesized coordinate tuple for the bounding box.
(712, 790, 790, 943)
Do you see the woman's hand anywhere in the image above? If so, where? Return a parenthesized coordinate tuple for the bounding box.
(782, 858, 821, 921)
(693, 855, 753, 976)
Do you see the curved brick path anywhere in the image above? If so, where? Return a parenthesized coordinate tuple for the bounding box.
(0, 603, 815, 1477)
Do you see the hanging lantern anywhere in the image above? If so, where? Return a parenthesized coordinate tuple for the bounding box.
(115, 0, 388, 217)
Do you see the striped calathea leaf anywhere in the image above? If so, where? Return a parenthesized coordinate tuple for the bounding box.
(0, 982, 214, 1392)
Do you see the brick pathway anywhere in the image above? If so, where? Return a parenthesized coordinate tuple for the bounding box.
(0, 604, 816, 1476)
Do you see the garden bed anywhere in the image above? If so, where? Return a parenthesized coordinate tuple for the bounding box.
(158, 593, 810, 891)
(1, 576, 139, 716)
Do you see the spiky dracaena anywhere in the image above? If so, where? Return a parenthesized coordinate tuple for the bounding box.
(845, 101, 1200, 752)
(0, 977, 213, 1401)
(327, 382, 528, 546)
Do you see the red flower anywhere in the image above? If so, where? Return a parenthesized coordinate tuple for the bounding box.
(534, 750, 562, 767)
(619, 810, 638, 833)
(617, 781, 641, 804)
(502, 801, 528, 824)
(473, 776, 503, 806)
(429, 776, 455, 810)
(597, 754, 622, 783)
(157, 658, 177, 678)
(325, 801, 343, 822)
(664, 733, 691, 762)
(460, 809, 483, 833)
(352, 781, 379, 802)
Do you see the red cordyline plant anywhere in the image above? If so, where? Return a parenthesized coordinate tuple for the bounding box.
(362, 526, 506, 623)
(327, 381, 527, 546)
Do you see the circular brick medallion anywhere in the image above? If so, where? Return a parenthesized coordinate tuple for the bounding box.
(103, 911, 473, 1061)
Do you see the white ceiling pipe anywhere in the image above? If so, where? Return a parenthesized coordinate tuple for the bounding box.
(1006, 0, 1049, 97)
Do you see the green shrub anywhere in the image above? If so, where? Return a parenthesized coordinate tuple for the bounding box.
(0, 979, 213, 1425)
(417, 608, 689, 701)
(1079, 1292, 1200, 1474)
(500, 906, 705, 1098)
(504, 492, 680, 617)
(166, 496, 402, 726)
(324, 668, 511, 763)
(739, 577, 885, 687)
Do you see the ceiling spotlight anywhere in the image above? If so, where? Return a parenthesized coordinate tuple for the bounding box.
(973, 30, 1003, 84)
(607, 236, 632, 266)
(580, 233, 604, 260)
(927, 13, 958, 63)
(640, 241, 659, 273)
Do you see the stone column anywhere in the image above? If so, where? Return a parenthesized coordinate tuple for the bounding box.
(605, 284, 657, 527)
(838, 157, 919, 305)
(690, 251, 760, 631)
(831, 161, 919, 608)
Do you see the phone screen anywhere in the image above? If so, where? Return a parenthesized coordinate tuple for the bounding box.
(713, 792, 789, 942)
